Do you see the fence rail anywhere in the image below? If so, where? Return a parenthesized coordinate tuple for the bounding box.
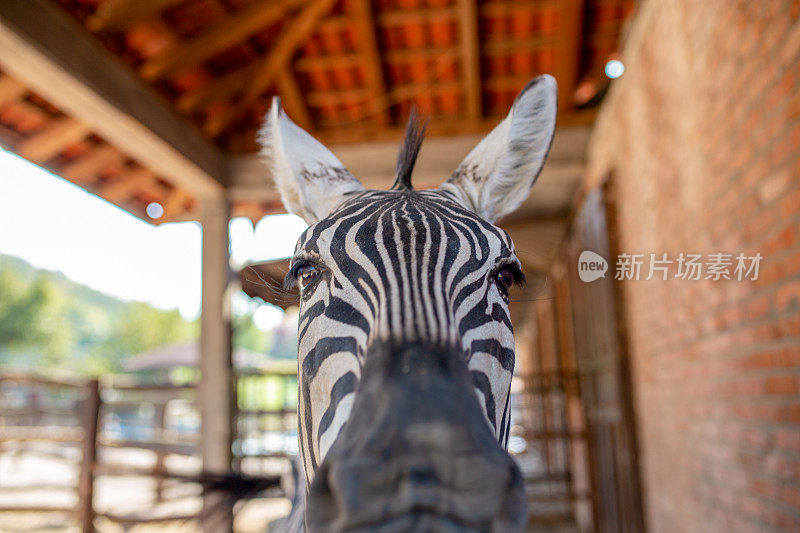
(0, 370, 297, 531)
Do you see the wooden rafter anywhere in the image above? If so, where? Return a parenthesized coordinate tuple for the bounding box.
(160, 187, 191, 220)
(0, 0, 225, 196)
(483, 36, 559, 55)
(99, 168, 155, 203)
(480, 0, 563, 17)
(308, 80, 463, 108)
(294, 47, 460, 71)
(176, 62, 260, 114)
(556, 0, 585, 111)
(275, 69, 313, 130)
(377, 7, 459, 26)
(86, 0, 186, 32)
(295, 52, 361, 71)
(385, 47, 461, 64)
(0, 75, 26, 108)
(352, 0, 390, 125)
(15, 117, 90, 162)
(60, 144, 124, 184)
(140, 0, 304, 82)
(204, 0, 338, 137)
(457, 0, 482, 120)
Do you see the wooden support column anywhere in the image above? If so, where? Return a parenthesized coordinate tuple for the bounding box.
(78, 379, 100, 533)
(199, 195, 234, 533)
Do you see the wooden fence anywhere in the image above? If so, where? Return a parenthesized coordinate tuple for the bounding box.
(0, 371, 296, 531)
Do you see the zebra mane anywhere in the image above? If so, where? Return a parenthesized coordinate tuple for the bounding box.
(390, 108, 428, 191)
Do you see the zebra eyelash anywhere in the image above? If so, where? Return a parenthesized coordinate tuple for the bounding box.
(284, 259, 326, 290)
(493, 260, 527, 288)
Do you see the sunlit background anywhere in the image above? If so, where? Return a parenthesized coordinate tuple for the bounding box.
(0, 147, 306, 377)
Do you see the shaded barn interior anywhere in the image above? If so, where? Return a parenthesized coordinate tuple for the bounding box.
(0, 0, 634, 530)
(9, 1, 799, 533)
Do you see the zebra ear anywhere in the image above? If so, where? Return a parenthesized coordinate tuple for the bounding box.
(440, 75, 557, 223)
(258, 98, 364, 224)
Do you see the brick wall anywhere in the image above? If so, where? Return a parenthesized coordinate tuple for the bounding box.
(583, 1, 800, 531)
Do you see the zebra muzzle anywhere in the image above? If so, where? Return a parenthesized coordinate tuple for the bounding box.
(305, 342, 526, 532)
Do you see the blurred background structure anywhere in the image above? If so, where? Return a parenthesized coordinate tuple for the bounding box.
(0, 0, 798, 532)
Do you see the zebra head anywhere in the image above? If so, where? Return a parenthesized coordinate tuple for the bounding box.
(259, 75, 557, 532)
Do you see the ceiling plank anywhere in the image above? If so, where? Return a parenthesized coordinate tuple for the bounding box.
(456, 0, 482, 120)
(275, 68, 313, 130)
(480, 0, 562, 17)
(160, 187, 191, 220)
(0, 0, 225, 197)
(60, 144, 124, 184)
(377, 7, 459, 26)
(294, 47, 460, 72)
(176, 62, 260, 114)
(15, 117, 90, 162)
(0, 75, 26, 108)
(295, 52, 362, 72)
(140, 0, 304, 82)
(351, 0, 390, 125)
(306, 80, 462, 108)
(556, 0, 585, 111)
(204, 0, 338, 137)
(483, 36, 558, 55)
(86, 0, 186, 32)
(99, 168, 155, 203)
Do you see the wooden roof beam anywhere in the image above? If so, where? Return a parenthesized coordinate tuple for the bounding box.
(99, 168, 156, 204)
(352, 0, 390, 125)
(0, 75, 26, 108)
(140, 0, 304, 82)
(161, 188, 192, 221)
(457, 0, 482, 120)
(275, 69, 313, 130)
(15, 117, 90, 162)
(479, 0, 562, 17)
(0, 0, 225, 197)
(483, 36, 558, 55)
(377, 7, 459, 26)
(60, 145, 124, 184)
(204, 0, 338, 137)
(176, 62, 260, 114)
(86, 0, 187, 32)
(294, 47, 460, 71)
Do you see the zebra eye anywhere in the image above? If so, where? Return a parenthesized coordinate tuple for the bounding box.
(496, 266, 516, 292)
(296, 264, 320, 290)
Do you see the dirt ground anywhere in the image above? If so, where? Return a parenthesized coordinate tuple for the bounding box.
(0, 447, 291, 533)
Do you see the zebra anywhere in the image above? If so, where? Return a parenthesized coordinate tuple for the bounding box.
(258, 75, 557, 532)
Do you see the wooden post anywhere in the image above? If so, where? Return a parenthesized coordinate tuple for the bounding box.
(78, 378, 100, 533)
(154, 402, 167, 503)
(199, 195, 234, 533)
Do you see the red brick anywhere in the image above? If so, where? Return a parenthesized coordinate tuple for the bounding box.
(579, 1, 800, 531)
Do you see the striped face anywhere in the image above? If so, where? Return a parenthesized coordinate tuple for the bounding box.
(260, 75, 557, 531)
(288, 189, 524, 478)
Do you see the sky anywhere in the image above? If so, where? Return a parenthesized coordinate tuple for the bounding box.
(0, 147, 307, 321)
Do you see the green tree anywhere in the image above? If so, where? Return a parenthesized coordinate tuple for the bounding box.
(233, 311, 270, 354)
(90, 302, 198, 373)
(0, 254, 199, 375)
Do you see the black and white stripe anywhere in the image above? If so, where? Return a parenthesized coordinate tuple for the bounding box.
(291, 189, 520, 480)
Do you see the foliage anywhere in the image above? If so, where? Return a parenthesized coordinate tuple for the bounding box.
(0, 254, 294, 377)
(233, 311, 270, 354)
(0, 254, 197, 375)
